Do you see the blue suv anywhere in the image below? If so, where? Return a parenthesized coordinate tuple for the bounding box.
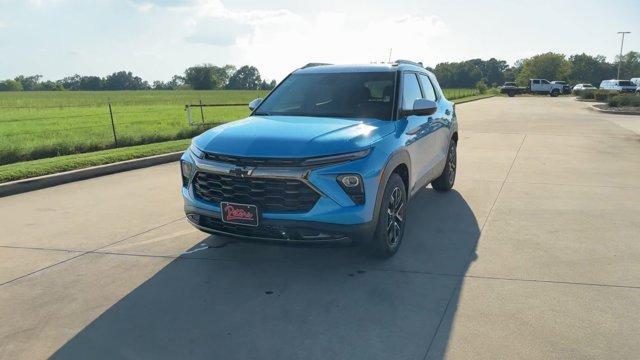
(180, 61, 458, 257)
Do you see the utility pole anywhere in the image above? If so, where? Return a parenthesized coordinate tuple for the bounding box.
(388, 48, 393, 63)
(616, 31, 630, 79)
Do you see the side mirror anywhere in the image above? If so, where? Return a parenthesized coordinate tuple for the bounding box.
(248, 98, 263, 111)
(403, 99, 437, 116)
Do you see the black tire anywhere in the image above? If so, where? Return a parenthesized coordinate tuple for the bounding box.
(550, 89, 560, 97)
(370, 173, 407, 258)
(431, 139, 457, 192)
(508, 91, 515, 97)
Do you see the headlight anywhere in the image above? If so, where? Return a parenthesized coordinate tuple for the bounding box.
(190, 143, 204, 159)
(301, 148, 371, 167)
(180, 160, 193, 187)
(337, 174, 364, 205)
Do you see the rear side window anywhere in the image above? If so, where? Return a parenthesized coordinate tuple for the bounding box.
(418, 74, 437, 101)
(533, 80, 540, 84)
(541, 80, 550, 84)
(402, 73, 422, 109)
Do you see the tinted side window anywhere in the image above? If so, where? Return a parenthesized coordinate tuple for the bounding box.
(533, 80, 540, 84)
(541, 79, 550, 84)
(402, 73, 422, 109)
(418, 74, 437, 101)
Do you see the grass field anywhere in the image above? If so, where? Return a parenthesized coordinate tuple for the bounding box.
(0, 88, 479, 166)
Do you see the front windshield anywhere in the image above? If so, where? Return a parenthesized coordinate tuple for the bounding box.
(618, 80, 634, 86)
(254, 72, 396, 120)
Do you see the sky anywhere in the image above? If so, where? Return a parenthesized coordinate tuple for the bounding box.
(0, 0, 638, 82)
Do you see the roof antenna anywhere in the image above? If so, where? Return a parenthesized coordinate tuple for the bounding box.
(388, 48, 393, 63)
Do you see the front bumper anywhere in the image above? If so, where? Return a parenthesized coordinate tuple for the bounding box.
(181, 147, 388, 243)
(185, 204, 375, 243)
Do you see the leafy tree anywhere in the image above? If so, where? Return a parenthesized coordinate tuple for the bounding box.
(475, 80, 488, 94)
(79, 76, 103, 90)
(480, 58, 508, 86)
(104, 71, 149, 90)
(58, 74, 82, 90)
(259, 79, 277, 90)
(37, 80, 64, 91)
(616, 51, 640, 79)
(432, 59, 506, 88)
(516, 52, 571, 85)
(14, 75, 42, 91)
(0, 79, 23, 91)
(568, 53, 615, 85)
(227, 65, 262, 90)
(184, 64, 220, 90)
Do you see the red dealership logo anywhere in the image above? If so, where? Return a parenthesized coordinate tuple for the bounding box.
(223, 205, 254, 221)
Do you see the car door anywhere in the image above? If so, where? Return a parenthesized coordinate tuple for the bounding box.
(399, 72, 439, 193)
(540, 79, 551, 92)
(418, 74, 450, 168)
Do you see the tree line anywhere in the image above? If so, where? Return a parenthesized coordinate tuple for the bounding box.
(428, 51, 640, 88)
(1, 52, 639, 92)
(0, 64, 277, 92)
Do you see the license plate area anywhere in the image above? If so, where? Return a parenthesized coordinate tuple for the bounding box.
(220, 202, 259, 227)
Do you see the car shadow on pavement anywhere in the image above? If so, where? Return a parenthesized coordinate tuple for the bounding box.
(51, 189, 478, 360)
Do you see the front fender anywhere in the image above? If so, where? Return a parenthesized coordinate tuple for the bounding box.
(370, 149, 412, 229)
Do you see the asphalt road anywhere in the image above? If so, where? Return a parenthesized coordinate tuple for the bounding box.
(1, 96, 639, 359)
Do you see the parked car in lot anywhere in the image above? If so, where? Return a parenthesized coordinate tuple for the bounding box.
(180, 61, 458, 257)
(572, 83, 596, 95)
(551, 81, 571, 94)
(599, 79, 637, 93)
(500, 82, 526, 97)
(529, 79, 564, 97)
(502, 79, 564, 97)
(631, 78, 640, 93)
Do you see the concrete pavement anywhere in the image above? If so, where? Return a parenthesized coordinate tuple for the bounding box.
(1, 96, 639, 359)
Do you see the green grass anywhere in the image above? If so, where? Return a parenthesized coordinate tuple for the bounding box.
(0, 90, 268, 165)
(443, 88, 480, 100)
(0, 139, 191, 183)
(0, 88, 480, 167)
(0, 90, 492, 184)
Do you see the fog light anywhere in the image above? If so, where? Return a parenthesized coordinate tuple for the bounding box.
(186, 214, 200, 223)
(337, 174, 364, 205)
(340, 175, 360, 187)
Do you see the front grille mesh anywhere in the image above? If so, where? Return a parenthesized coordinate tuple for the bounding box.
(193, 172, 319, 213)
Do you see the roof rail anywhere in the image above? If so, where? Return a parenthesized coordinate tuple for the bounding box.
(301, 63, 333, 69)
(393, 59, 424, 68)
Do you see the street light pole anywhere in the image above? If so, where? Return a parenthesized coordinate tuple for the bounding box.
(616, 31, 630, 79)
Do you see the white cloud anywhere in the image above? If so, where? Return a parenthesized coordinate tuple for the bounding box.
(0, 21, 6, 29)
(28, 0, 64, 8)
(166, 1, 447, 79)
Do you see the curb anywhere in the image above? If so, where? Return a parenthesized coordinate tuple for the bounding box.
(0, 151, 183, 198)
(589, 104, 640, 116)
(453, 95, 496, 104)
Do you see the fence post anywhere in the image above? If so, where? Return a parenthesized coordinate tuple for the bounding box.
(108, 102, 118, 147)
(199, 99, 205, 125)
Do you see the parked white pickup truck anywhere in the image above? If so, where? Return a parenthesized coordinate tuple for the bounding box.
(529, 79, 564, 97)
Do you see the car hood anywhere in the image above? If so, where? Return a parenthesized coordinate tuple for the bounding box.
(193, 115, 395, 158)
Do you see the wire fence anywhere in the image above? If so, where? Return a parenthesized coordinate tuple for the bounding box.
(0, 101, 249, 165)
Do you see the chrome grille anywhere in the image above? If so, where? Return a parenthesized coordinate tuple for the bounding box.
(193, 172, 319, 213)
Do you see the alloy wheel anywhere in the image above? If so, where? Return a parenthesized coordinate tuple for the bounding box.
(447, 143, 457, 184)
(386, 187, 405, 247)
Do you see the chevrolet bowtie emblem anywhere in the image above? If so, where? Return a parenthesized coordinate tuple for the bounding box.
(229, 167, 253, 178)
